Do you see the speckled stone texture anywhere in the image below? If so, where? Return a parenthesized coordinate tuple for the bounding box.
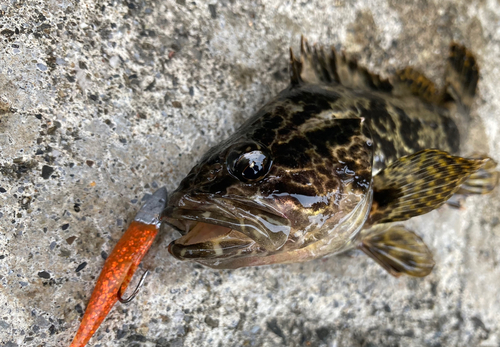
(1, 0, 500, 346)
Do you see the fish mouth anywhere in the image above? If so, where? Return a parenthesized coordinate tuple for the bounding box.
(162, 196, 291, 260)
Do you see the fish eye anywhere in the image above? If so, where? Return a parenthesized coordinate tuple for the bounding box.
(227, 142, 272, 182)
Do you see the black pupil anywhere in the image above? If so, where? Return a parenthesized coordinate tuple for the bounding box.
(227, 142, 273, 182)
(236, 151, 267, 180)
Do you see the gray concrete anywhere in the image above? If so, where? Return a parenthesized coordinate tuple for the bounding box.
(1, 0, 500, 346)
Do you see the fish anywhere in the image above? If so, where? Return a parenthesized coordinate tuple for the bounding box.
(70, 38, 499, 346)
(163, 37, 498, 275)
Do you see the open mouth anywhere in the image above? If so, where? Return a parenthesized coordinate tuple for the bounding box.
(175, 221, 232, 246)
(165, 219, 256, 260)
(162, 199, 291, 260)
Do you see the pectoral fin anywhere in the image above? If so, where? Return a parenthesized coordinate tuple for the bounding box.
(456, 156, 499, 195)
(359, 226, 435, 277)
(368, 149, 486, 225)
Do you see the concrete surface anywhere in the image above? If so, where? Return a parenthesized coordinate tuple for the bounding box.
(1, 0, 500, 346)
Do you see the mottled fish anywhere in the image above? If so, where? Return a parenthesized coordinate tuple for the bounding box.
(162, 38, 498, 277)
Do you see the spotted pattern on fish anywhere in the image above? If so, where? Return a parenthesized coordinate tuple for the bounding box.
(162, 38, 498, 273)
(367, 149, 486, 225)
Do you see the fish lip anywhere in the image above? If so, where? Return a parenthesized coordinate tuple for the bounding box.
(162, 206, 246, 233)
(161, 192, 287, 230)
(167, 231, 256, 260)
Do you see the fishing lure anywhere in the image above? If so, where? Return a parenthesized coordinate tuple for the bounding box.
(70, 188, 167, 347)
(70, 38, 498, 346)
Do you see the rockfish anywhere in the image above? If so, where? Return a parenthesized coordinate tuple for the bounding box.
(163, 38, 498, 275)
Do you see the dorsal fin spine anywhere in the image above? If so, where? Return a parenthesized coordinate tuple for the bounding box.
(289, 47, 302, 86)
(290, 36, 393, 93)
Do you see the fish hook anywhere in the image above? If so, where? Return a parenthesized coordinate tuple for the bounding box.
(117, 269, 149, 304)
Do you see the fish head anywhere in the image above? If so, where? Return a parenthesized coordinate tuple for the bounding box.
(162, 90, 374, 267)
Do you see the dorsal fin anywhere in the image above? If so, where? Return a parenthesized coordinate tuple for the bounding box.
(289, 38, 480, 109)
(289, 36, 393, 92)
(443, 42, 479, 111)
(289, 47, 302, 85)
(392, 67, 441, 104)
(335, 48, 393, 92)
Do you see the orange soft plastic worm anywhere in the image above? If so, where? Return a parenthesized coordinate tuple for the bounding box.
(69, 220, 159, 347)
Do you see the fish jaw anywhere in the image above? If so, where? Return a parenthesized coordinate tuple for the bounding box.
(164, 188, 373, 269)
(162, 194, 289, 260)
(167, 221, 258, 259)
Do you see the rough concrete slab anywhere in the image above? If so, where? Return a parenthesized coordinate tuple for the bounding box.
(1, 0, 500, 346)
